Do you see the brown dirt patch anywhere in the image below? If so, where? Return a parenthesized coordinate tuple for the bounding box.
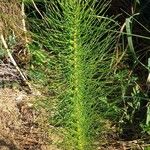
(0, 88, 52, 150)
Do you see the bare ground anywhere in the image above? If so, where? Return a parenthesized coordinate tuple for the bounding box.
(0, 88, 62, 150)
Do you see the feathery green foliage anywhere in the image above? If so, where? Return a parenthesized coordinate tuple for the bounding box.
(29, 0, 118, 149)
(44, 1, 117, 149)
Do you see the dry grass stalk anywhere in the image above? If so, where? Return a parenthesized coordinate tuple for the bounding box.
(0, 33, 27, 82)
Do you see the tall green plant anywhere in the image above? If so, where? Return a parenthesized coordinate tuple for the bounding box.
(31, 0, 118, 149)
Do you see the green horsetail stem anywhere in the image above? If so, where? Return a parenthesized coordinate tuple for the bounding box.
(32, 0, 118, 149)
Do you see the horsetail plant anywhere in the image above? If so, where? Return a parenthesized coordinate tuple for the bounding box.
(31, 0, 118, 149)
